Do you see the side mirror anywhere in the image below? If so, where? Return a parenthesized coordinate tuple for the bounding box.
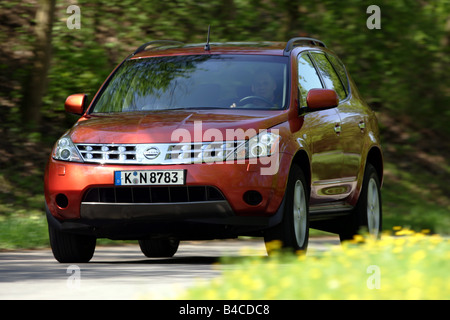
(306, 88, 338, 111)
(65, 94, 88, 115)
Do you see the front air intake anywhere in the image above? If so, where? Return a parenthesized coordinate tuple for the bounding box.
(82, 186, 225, 204)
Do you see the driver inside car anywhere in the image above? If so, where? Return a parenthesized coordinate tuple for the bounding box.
(252, 71, 277, 103)
(233, 71, 279, 109)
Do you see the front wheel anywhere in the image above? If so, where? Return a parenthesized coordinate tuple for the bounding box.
(48, 220, 96, 263)
(264, 165, 309, 254)
(139, 237, 180, 258)
(339, 163, 382, 242)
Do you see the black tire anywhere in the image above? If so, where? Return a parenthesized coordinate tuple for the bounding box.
(264, 164, 309, 254)
(339, 163, 382, 242)
(48, 221, 96, 263)
(139, 237, 180, 258)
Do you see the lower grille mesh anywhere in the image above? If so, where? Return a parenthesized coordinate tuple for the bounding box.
(82, 186, 225, 204)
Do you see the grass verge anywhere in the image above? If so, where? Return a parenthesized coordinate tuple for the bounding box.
(0, 211, 48, 250)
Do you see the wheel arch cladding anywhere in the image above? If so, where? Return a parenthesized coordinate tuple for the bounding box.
(366, 146, 383, 185)
(291, 150, 311, 190)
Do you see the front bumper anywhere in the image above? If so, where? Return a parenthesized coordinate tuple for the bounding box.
(46, 196, 286, 240)
(80, 200, 233, 220)
(44, 155, 290, 230)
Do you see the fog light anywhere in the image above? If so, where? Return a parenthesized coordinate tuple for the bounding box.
(55, 193, 69, 209)
(243, 190, 262, 206)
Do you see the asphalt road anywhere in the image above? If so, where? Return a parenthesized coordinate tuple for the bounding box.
(0, 237, 340, 300)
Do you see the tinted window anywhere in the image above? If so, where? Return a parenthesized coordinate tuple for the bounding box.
(297, 53, 323, 107)
(326, 53, 349, 96)
(91, 55, 289, 113)
(310, 52, 346, 100)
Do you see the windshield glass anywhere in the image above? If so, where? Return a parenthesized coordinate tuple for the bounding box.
(91, 55, 289, 113)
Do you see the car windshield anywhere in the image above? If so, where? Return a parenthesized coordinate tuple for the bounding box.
(91, 54, 289, 113)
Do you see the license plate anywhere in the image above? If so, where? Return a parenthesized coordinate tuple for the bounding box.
(114, 170, 185, 186)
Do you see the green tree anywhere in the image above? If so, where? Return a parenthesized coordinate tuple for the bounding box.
(21, 0, 56, 130)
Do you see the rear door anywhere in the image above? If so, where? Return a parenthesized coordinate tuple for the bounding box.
(309, 51, 363, 202)
(326, 53, 365, 184)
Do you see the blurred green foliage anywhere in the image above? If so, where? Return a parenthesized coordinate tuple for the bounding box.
(45, 0, 450, 134)
(1, 0, 449, 133)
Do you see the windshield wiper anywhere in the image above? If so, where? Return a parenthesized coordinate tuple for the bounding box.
(167, 106, 229, 110)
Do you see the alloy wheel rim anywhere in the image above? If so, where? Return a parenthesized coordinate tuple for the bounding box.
(293, 180, 307, 248)
(367, 178, 380, 238)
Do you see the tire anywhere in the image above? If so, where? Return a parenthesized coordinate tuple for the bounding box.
(264, 164, 309, 254)
(339, 163, 382, 242)
(48, 221, 96, 263)
(139, 237, 180, 258)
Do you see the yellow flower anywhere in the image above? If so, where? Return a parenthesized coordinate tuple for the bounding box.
(226, 288, 240, 300)
(327, 279, 340, 290)
(309, 268, 322, 279)
(406, 287, 422, 300)
(205, 289, 218, 299)
(429, 234, 443, 245)
(394, 237, 406, 247)
(395, 228, 414, 236)
(392, 246, 403, 254)
(265, 240, 282, 252)
(280, 277, 291, 288)
(411, 250, 426, 262)
(352, 234, 365, 243)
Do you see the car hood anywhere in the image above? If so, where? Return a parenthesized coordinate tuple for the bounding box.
(69, 109, 289, 144)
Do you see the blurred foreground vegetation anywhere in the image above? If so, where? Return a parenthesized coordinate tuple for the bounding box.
(0, 0, 449, 249)
(180, 229, 450, 300)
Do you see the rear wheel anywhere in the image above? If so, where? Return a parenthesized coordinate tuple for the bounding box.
(48, 220, 96, 263)
(139, 237, 180, 258)
(339, 163, 382, 242)
(264, 164, 309, 254)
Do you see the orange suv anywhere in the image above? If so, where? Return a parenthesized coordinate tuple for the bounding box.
(44, 37, 383, 262)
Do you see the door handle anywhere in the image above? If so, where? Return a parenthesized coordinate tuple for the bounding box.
(358, 121, 366, 131)
(334, 124, 342, 134)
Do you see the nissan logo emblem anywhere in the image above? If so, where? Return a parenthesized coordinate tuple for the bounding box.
(143, 147, 160, 160)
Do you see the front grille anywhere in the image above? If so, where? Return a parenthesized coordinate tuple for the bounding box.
(164, 141, 242, 163)
(76, 144, 137, 163)
(82, 186, 225, 204)
(74, 142, 245, 165)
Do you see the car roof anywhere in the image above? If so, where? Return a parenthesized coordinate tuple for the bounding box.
(130, 38, 327, 59)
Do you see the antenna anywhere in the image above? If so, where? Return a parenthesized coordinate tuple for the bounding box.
(204, 25, 211, 51)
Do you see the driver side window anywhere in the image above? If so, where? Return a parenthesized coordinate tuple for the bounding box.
(297, 53, 323, 108)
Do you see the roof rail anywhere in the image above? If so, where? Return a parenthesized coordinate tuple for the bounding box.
(133, 40, 184, 55)
(283, 37, 326, 55)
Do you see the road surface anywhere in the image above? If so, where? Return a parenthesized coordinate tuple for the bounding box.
(0, 237, 340, 300)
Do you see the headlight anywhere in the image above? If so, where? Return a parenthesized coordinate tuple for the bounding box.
(52, 133, 83, 162)
(168, 131, 280, 164)
(197, 143, 225, 163)
(228, 131, 280, 161)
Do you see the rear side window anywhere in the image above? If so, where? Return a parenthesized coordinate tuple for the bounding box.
(326, 53, 350, 96)
(297, 53, 323, 107)
(310, 52, 346, 101)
